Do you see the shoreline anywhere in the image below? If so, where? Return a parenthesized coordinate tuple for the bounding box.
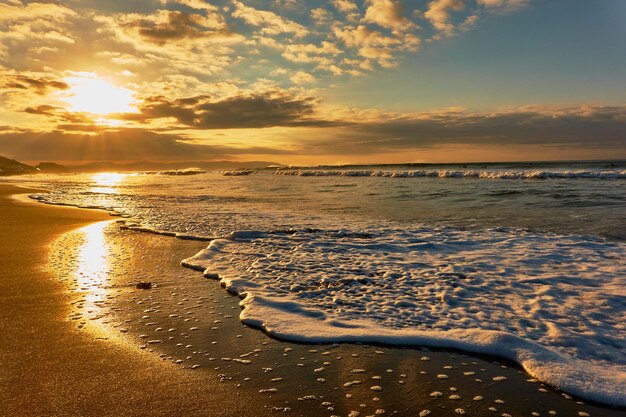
(2, 183, 625, 416)
(182, 238, 625, 407)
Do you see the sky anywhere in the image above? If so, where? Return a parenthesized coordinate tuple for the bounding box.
(0, 0, 624, 165)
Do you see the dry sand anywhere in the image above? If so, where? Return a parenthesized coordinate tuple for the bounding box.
(1, 183, 624, 417)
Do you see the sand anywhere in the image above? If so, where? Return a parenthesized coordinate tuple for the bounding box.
(0, 185, 274, 417)
(1, 183, 624, 417)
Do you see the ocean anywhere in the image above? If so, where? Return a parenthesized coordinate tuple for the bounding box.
(18, 160, 626, 405)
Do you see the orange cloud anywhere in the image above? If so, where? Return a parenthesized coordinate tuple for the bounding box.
(363, 0, 417, 32)
(232, 0, 308, 37)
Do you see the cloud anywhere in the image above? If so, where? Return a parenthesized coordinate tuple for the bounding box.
(2, 75, 69, 95)
(93, 9, 244, 76)
(281, 42, 343, 65)
(290, 71, 316, 84)
(334, 24, 418, 67)
(0, 2, 76, 22)
(363, 0, 417, 32)
(121, 90, 335, 129)
(310, 7, 333, 26)
(424, 0, 465, 36)
(424, 0, 529, 38)
(23, 105, 63, 116)
(1, 71, 70, 117)
(270, 68, 289, 76)
(0, 1, 78, 68)
(331, 0, 360, 21)
(160, 0, 221, 12)
(324, 1, 421, 69)
(477, 0, 528, 12)
(117, 10, 229, 45)
(19, 103, 111, 132)
(231, 0, 308, 37)
(55, 123, 109, 133)
(305, 105, 626, 154)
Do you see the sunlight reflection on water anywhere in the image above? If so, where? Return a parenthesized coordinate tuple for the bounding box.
(89, 172, 130, 194)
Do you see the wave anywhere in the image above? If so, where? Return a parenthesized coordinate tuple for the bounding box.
(221, 170, 255, 176)
(275, 169, 626, 179)
(151, 168, 207, 176)
(181, 227, 626, 407)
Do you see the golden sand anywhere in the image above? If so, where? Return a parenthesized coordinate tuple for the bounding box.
(0, 185, 271, 416)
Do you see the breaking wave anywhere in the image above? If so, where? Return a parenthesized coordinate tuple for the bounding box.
(275, 169, 626, 179)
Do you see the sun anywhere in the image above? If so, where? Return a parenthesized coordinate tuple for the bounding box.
(63, 74, 136, 115)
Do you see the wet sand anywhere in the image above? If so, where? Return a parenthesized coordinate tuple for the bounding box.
(1, 183, 625, 417)
(0, 185, 274, 416)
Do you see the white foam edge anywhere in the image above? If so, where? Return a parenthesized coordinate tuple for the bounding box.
(181, 238, 626, 407)
(125, 225, 215, 241)
(275, 169, 626, 180)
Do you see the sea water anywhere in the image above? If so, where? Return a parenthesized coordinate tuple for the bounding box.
(19, 161, 626, 405)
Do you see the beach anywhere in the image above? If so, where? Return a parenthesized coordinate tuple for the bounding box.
(1, 0, 624, 414)
(1, 182, 624, 416)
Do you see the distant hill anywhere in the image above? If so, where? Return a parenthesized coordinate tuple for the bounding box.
(36, 162, 70, 173)
(0, 156, 282, 176)
(68, 160, 282, 172)
(0, 156, 37, 176)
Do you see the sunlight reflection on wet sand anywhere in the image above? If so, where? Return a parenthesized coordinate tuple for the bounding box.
(50, 220, 123, 340)
(75, 222, 110, 317)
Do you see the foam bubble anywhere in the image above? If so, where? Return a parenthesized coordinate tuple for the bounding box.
(182, 225, 626, 406)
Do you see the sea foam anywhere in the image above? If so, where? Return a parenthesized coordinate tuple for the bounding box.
(182, 226, 626, 406)
(275, 169, 626, 179)
(221, 170, 255, 176)
(153, 168, 206, 176)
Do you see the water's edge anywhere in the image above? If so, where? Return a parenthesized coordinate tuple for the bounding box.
(28, 194, 626, 407)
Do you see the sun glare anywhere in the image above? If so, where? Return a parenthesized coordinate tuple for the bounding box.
(89, 172, 130, 194)
(89, 172, 133, 194)
(64, 74, 136, 115)
(92, 172, 127, 186)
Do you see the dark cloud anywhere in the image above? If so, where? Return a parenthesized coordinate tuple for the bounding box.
(23, 105, 62, 116)
(0, 128, 293, 162)
(137, 12, 207, 42)
(0, 126, 23, 132)
(123, 92, 340, 129)
(3, 75, 69, 95)
(21, 105, 98, 128)
(120, 10, 236, 45)
(194, 94, 322, 128)
(60, 111, 101, 125)
(56, 124, 109, 133)
(303, 106, 626, 154)
(124, 95, 197, 125)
